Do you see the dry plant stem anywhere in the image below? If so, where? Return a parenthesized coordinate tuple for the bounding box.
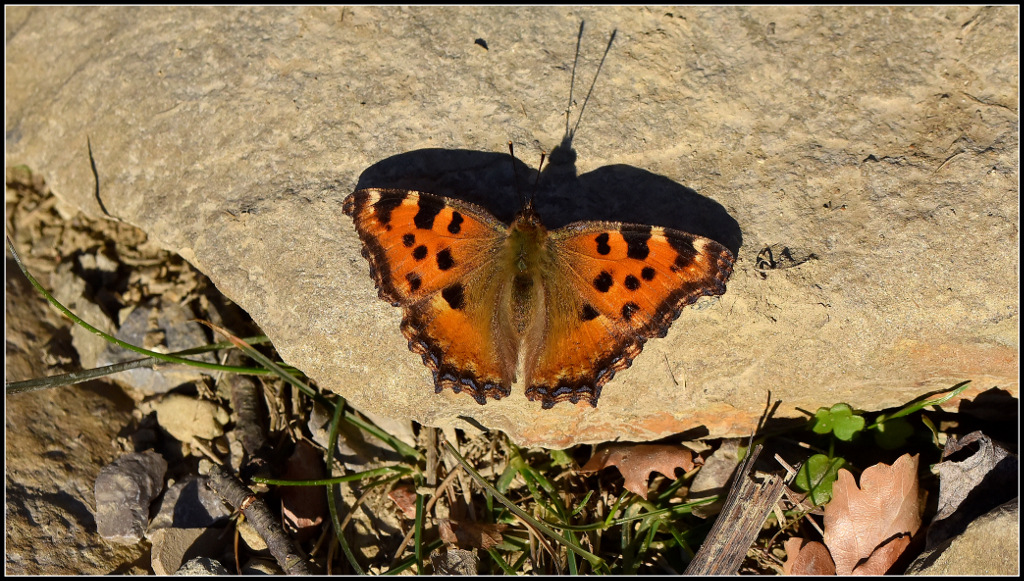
(455, 460, 477, 520)
(684, 445, 790, 575)
(309, 520, 331, 559)
(800, 498, 826, 537)
(326, 539, 337, 575)
(233, 526, 243, 575)
(438, 438, 476, 518)
(189, 438, 222, 465)
(207, 463, 318, 575)
(514, 510, 560, 568)
(425, 428, 438, 487)
(7, 357, 158, 393)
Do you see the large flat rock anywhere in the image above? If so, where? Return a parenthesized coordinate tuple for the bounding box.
(6, 7, 1017, 447)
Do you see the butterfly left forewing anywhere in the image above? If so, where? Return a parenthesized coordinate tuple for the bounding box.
(525, 222, 734, 408)
(343, 188, 517, 403)
(343, 189, 506, 305)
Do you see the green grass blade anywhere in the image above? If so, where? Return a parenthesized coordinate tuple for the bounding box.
(442, 441, 604, 569)
(325, 398, 365, 574)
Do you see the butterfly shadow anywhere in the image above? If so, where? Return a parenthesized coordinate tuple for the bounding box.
(353, 147, 742, 255)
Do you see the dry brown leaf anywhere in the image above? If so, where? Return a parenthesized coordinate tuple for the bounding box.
(852, 533, 913, 575)
(438, 518, 507, 550)
(279, 440, 327, 543)
(387, 484, 418, 519)
(783, 538, 836, 575)
(580, 443, 699, 500)
(928, 431, 1016, 547)
(823, 453, 921, 575)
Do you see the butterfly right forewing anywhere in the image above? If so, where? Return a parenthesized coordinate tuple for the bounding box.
(524, 221, 734, 408)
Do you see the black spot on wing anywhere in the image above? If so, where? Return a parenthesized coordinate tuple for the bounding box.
(623, 228, 652, 260)
(412, 245, 428, 261)
(624, 274, 640, 291)
(595, 232, 611, 255)
(641, 266, 656, 281)
(622, 302, 640, 321)
(581, 304, 600, 321)
(413, 201, 443, 230)
(402, 233, 416, 247)
(372, 195, 405, 226)
(406, 272, 421, 292)
(593, 271, 613, 293)
(448, 211, 464, 234)
(442, 284, 465, 310)
(437, 248, 454, 271)
(669, 236, 698, 271)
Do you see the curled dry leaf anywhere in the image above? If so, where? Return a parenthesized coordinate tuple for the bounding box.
(438, 519, 507, 550)
(929, 431, 1017, 547)
(580, 443, 699, 500)
(822, 453, 921, 575)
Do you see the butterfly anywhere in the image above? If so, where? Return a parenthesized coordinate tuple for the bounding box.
(342, 179, 734, 409)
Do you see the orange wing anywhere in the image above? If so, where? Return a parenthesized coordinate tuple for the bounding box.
(524, 222, 734, 408)
(343, 189, 516, 403)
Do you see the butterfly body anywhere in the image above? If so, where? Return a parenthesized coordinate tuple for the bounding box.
(343, 187, 734, 408)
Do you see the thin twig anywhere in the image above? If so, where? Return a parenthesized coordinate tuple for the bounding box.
(206, 463, 318, 575)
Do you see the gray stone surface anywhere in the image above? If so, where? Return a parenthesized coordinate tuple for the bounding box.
(6, 6, 1018, 447)
(94, 450, 168, 543)
(6, 256, 148, 574)
(150, 475, 233, 531)
(149, 526, 229, 576)
(97, 298, 219, 394)
(175, 557, 230, 576)
(907, 498, 1019, 575)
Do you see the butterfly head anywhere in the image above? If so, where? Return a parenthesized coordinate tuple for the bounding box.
(507, 193, 548, 238)
(510, 199, 546, 240)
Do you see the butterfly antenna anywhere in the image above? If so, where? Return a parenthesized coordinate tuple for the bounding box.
(529, 152, 547, 207)
(565, 20, 585, 137)
(568, 28, 616, 140)
(508, 141, 528, 208)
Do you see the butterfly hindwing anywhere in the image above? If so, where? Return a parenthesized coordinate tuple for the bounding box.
(524, 222, 735, 408)
(343, 189, 516, 402)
